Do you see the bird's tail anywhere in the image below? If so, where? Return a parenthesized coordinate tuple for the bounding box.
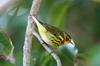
(31, 16, 47, 32)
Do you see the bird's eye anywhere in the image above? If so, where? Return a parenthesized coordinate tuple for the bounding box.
(66, 34, 71, 41)
(67, 34, 71, 39)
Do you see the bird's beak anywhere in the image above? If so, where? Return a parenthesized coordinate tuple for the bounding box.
(70, 39, 75, 46)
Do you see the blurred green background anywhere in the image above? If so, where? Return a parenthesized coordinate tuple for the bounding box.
(0, 0, 100, 66)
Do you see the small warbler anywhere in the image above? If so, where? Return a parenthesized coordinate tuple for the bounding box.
(32, 16, 75, 47)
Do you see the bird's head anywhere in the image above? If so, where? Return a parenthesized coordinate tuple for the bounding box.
(64, 34, 75, 46)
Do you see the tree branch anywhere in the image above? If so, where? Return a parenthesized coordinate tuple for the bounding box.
(32, 16, 62, 66)
(33, 31, 62, 66)
(23, 0, 42, 66)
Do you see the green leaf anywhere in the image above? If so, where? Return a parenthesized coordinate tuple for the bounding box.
(77, 53, 87, 61)
(0, 29, 15, 64)
(86, 45, 100, 66)
(8, 5, 28, 16)
(59, 44, 78, 62)
(47, 0, 73, 29)
(92, 0, 100, 3)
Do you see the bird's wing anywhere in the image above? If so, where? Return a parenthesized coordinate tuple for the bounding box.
(40, 22, 65, 40)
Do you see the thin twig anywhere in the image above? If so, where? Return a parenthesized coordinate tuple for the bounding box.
(23, 0, 42, 66)
(74, 56, 78, 66)
(74, 63, 78, 66)
(33, 31, 62, 66)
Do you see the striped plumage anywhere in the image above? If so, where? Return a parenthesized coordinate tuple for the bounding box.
(32, 16, 74, 47)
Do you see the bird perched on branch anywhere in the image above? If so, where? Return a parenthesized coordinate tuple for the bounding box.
(31, 16, 75, 47)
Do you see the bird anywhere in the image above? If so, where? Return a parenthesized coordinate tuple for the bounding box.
(31, 16, 75, 47)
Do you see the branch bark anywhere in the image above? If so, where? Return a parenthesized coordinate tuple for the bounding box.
(23, 0, 42, 66)
(32, 16, 62, 66)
